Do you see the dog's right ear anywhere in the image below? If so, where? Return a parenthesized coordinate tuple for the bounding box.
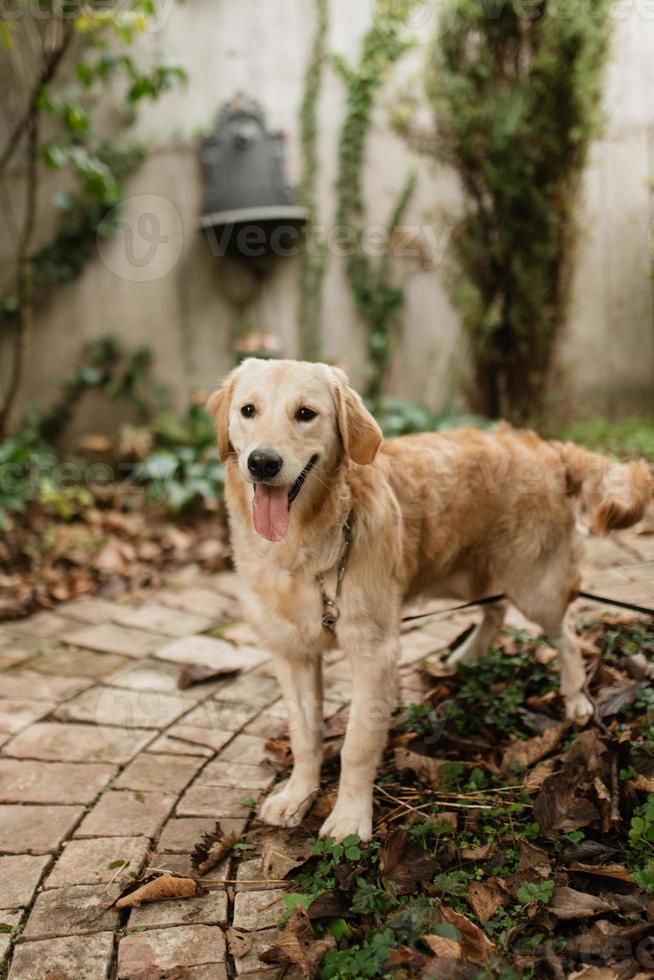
(206, 373, 236, 463)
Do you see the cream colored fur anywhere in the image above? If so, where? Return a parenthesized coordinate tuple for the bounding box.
(209, 358, 652, 842)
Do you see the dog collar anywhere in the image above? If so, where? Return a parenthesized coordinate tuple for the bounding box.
(317, 514, 353, 633)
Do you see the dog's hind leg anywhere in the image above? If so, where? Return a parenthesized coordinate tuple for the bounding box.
(259, 651, 324, 829)
(545, 621, 593, 723)
(446, 601, 507, 667)
(508, 553, 592, 725)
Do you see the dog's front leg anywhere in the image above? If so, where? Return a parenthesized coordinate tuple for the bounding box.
(259, 651, 323, 829)
(320, 632, 398, 843)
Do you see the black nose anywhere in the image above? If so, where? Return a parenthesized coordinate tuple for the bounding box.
(248, 449, 283, 480)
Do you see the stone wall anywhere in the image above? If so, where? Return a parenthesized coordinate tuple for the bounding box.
(2, 0, 653, 434)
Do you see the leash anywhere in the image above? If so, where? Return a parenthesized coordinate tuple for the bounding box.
(402, 594, 508, 624)
(317, 516, 654, 632)
(401, 590, 654, 624)
(577, 590, 654, 618)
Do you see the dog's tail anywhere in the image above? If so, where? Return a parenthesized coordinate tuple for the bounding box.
(556, 442, 652, 534)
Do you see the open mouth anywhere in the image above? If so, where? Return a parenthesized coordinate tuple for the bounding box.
(252, 455, 318, 542)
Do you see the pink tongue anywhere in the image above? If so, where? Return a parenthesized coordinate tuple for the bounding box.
(253, 484, 290, 542)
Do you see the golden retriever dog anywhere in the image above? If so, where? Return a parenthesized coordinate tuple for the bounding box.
(208, 358, 652, 841)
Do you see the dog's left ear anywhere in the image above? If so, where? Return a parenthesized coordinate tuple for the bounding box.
(207, 373, 236, 463)
(331, 368, 382, 465)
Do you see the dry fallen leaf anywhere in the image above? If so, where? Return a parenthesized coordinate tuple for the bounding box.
(566, 861, 635, 883)
(420, 934, 462, 958)
(523, 757, 558, 794)
(307, 889, 349, 920)
(259, 907, 336, 978)
(385, 946, 428, 971)
(178, 663, 240, 689)
(114, 872, 206, 908)
(439, 906, 496, 964)
(629, 773, 654, 793)
(78, 434, 113, 453)
(596, 681, 642, 718)
(394, 747, 447, 787)
(562, 729, 609, 771)
(568, 967, 619, 980)
(227, 927, 252, 959)
(625, 652, 654, 681)
(191, 821, 238, 876)
(461, 843, 492, 861)
(378, 829, 438, 894)
(533, 770, 599, 838)
(265, 736, 294, 769)
(567, 919, 651, 960)
(501, 722, 568, 772)
(518, 840, 551, 877)
(560, 839, 618, 864)
(467, 879, 508, 921)
(261, 831, 312, 880)
(421, 661, 458, 680)
(549, 885, 619, 920)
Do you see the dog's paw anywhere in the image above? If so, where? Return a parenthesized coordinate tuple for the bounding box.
(319, 800, 372, 843)
(565, 691, 593, 725)
(259, 782, 316, 828)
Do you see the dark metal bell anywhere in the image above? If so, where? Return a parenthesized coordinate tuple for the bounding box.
(321, 599, 339, 633)
(200, 93, 306, 263)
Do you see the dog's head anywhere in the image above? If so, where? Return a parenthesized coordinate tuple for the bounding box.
(207, 358, 382, 542)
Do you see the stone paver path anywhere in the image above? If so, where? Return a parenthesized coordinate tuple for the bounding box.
(0, 531, 653, 978)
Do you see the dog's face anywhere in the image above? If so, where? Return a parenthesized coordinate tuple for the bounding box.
(208, 358, 382, 542)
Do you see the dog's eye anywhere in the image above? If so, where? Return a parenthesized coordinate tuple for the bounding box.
(241, 404, 256, 418)
(296, 407, 317, 422)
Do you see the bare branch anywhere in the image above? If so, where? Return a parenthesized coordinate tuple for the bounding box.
(0, 111, 39, 436)
(0, 21, 73, 176)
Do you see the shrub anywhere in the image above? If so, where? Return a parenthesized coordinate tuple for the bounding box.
(135, 404, 225, 512)
(428, 0, 613, 423)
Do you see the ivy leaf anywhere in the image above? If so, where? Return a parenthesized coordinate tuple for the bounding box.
(41, 143, 69, 170)
(282, 892, 311, 914)
(62, 103, 90, 133)
(0, 21, 15, 50)
(74, 60, 95, 86)
(516, 879, 555, 906)
(36, 85, 57, 113)
(633, 867, 654, 893)
(329, 918, 352, 941)
(136, 451, 178, 482)
(52, 190, 77, 213)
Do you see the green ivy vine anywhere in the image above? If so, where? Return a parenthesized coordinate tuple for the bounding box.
(334, 0, 419, 405)
(297, 0, 330, 362)
(0, 140, 145, 325)
(37, 335, 165, 445)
